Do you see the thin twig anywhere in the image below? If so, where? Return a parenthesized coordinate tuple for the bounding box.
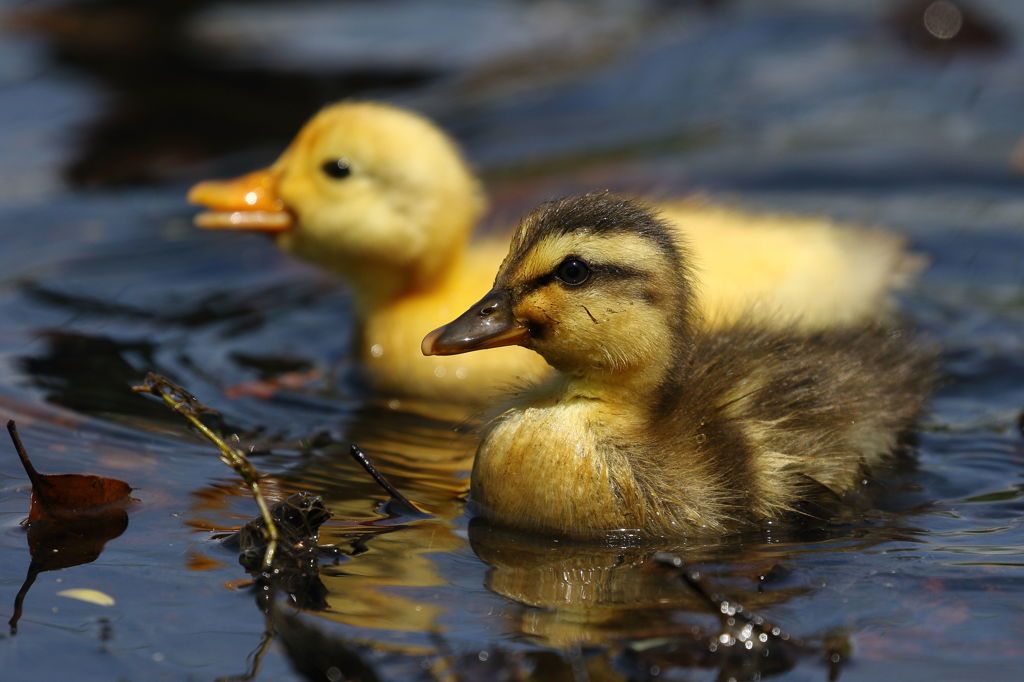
(654, 552, 792, 642)
(132, 373, 279, 568)
(349, 444, 426, 517)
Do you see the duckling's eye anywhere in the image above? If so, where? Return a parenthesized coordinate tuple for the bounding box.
(321, 159, 352, 179)
(555, 257, 591, 286)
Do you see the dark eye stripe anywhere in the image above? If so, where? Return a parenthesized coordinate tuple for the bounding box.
(516, 262, 646, 296)
(596, 264, 645, 280)
(517, 273, 556, 296)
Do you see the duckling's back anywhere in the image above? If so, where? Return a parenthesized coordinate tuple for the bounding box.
(643, 322, 937, 529)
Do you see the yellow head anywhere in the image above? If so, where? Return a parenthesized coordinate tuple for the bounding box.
(424, 193, 695, 394)
(189, 101, 484, 310)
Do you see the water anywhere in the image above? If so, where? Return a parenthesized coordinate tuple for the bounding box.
(1, 1, 1022, 679)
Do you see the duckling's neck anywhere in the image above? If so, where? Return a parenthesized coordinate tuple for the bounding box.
(560, 365, 666, 412)
(349, 245, 469, 318)
(550, 311, 693, 410)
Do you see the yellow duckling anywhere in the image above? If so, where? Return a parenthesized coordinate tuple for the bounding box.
(189, 101, 917, 403)
(423, 193, 935, 537)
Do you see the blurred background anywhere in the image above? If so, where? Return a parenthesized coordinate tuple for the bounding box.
(1, 1, 1023, 680)
(3, 0, 1022, 198)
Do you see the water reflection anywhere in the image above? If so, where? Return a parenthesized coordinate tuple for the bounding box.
(469, 521, 811, 649)
(9, 507, 129, 635)
(181, 396, 932, 680)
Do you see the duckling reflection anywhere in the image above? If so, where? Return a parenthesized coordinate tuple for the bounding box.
(468, 520, 809, 649)
(425, 193, 936, 537)
(190, 101, 919, 403)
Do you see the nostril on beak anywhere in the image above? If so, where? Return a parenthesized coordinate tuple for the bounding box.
(480, 302, 498, 317)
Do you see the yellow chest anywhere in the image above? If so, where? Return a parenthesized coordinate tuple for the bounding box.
(470, 401, 646, 535)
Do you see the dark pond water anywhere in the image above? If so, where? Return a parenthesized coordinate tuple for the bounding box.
(1, 1, 1023, 680)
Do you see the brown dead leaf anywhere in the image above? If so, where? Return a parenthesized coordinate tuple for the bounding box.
(8, 420, 132, 522)
(6, 420, 134, 634)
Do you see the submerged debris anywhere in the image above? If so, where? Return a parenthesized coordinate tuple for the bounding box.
(231, 491, 333, 571)
(130, 373, 432, 614)
(224, 492, 335, 612)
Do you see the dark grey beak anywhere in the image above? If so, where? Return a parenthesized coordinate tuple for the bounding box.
(421, 290, 529, 356)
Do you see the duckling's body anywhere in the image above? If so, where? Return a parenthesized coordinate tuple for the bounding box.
(424, 194, 935, 537)
(190, 101, 918, 403)
(473, 325, 931, 536)
(660, 199, 915, 329)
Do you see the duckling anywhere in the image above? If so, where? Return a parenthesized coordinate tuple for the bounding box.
(423, 193, 936, 537)
(189, 101, 918, 403)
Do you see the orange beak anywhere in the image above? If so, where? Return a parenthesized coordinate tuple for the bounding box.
(187, 169, 293, 232)
(422, 290, 530, 356)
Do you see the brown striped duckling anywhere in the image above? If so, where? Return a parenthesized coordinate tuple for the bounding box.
(423, 193, 936, 537)
(189, 101, 918, 404)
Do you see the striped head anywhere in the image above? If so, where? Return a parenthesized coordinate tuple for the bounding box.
(423, 193, 695, 382)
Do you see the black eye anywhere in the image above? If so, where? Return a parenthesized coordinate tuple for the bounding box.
(555, 257, 591, 286)
(321, 159, 352, 179)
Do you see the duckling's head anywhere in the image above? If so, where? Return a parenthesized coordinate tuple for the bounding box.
(423, 193, 695, 388)
(189, 101, 484, 309)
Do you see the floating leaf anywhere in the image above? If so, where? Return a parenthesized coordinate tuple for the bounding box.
(8, 420, 132, 522)
(6, 420, 133, 634)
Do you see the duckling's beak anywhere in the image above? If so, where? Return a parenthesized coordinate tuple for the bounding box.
(188, 168, 293, 232)
(421, 290, 529, 356)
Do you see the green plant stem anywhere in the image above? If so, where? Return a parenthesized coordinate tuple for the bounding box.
(134, 374, 279, 568)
